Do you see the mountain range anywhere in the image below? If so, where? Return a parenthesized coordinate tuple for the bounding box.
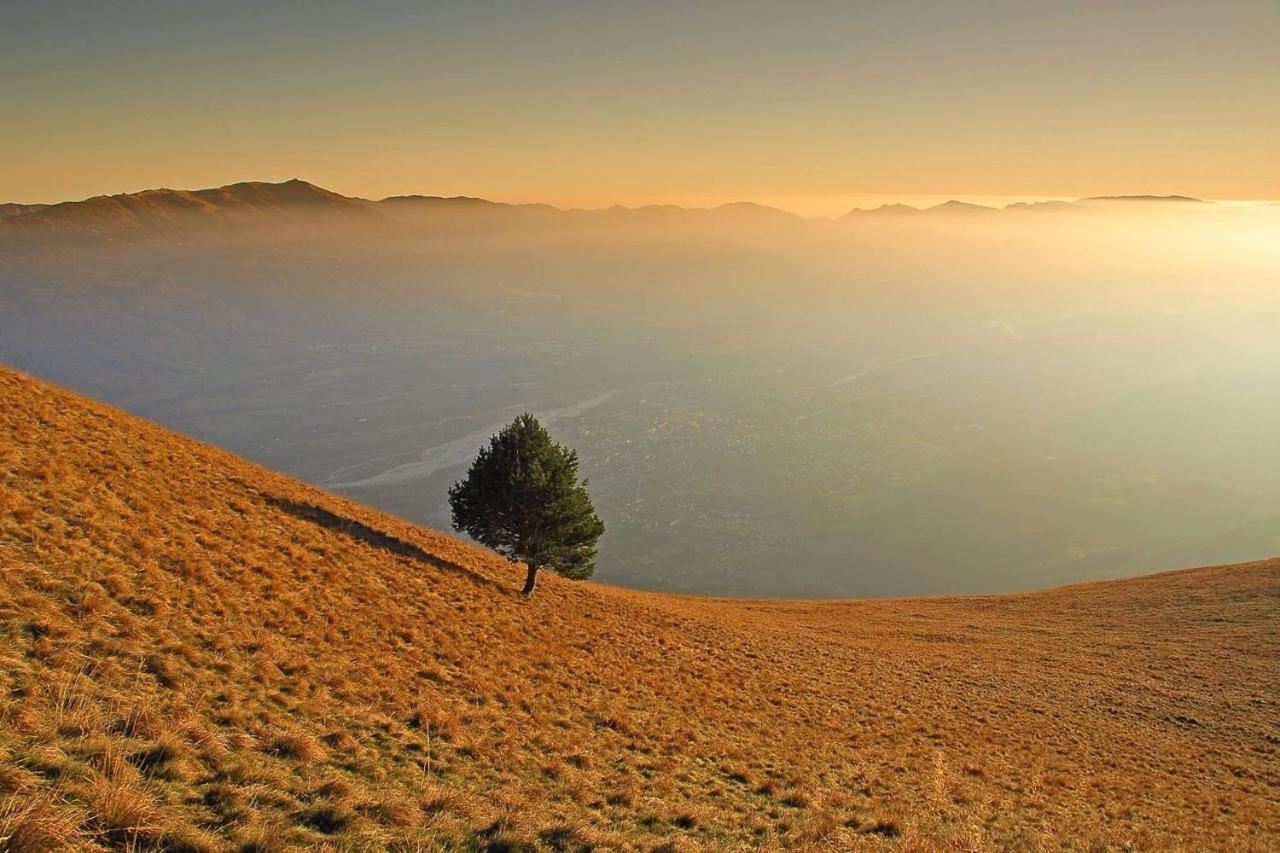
(0, 179, 1250, 242)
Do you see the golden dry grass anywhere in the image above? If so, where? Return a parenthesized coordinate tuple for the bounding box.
(0, 365, 1276, 851)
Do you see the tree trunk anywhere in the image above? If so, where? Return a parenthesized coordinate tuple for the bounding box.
(521, 563, 538, 596)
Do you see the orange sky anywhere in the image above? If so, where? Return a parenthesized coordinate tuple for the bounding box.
(2, 3, 1277, 212)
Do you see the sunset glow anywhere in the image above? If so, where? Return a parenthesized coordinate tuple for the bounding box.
(3, 2, 1277, 207)
(1, 4, 1278, 849)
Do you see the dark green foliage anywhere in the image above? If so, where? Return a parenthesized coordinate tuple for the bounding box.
(449, 413, 605, 594)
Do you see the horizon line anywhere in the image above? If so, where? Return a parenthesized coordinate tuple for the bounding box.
(7, 178, 1278, 219)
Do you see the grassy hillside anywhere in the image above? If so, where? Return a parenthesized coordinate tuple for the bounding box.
(1, 365, 1276, 850)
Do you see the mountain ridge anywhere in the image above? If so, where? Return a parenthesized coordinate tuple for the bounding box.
(841, 194, 1217, 218)
(0, 203, 49, 220)
(1081, 194, 1211, 204)
(0, 179, 379, 240)
(1, 179, 1245, 241)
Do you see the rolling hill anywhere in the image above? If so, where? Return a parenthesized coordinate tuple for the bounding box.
(1, 364, 1277, 850)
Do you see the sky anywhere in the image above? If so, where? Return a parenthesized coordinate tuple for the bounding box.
(2, 1, 1277, 215)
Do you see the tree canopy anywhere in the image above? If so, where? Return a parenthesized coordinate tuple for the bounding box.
(448, 413, 605, 595)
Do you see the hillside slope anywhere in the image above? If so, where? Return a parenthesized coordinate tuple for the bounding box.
(1, 366, 1276, 850)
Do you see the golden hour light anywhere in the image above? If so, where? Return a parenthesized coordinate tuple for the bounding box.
(1, 3, 1277, 850)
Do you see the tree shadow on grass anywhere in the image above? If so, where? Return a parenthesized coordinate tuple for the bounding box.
(261, 494, 512, 595)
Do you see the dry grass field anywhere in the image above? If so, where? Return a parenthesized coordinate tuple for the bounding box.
(1, 364, 1277, 850)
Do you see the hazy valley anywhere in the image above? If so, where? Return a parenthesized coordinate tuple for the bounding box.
(5, 3, 1279, 848)
(3, 182, 1278, 597)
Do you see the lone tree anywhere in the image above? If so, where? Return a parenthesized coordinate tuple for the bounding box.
(449, 413, 605, 596)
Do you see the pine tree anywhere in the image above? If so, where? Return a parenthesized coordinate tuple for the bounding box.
(448, 413, 605, 596)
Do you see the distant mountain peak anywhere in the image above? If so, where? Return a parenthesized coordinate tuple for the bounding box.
(0, 178, 376, 240)
(195, 178, 357, 206)
(843, 203, 923, 217)
(926, 200, 997, 213)
(1081, 194, 1210, 204)
(379, 194, 500, 208)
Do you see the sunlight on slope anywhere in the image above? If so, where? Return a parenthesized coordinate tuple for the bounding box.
(1, 366, 1276, 849)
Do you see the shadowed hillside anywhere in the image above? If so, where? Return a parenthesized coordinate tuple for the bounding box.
(1, 365, 1276, 850)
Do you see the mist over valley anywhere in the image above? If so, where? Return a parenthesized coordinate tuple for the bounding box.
(3, 183, 1277, 597)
